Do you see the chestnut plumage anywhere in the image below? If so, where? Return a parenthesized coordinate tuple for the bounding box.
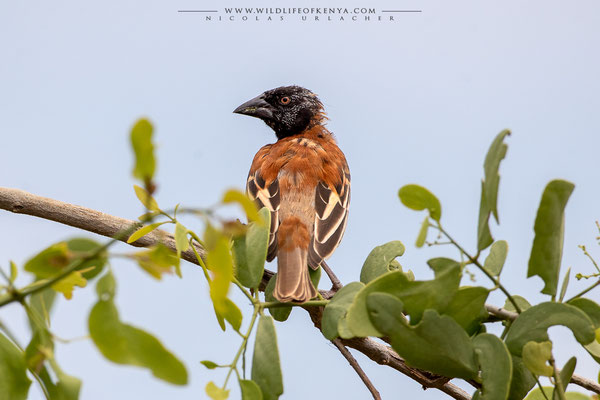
(235, 86, 350, 303)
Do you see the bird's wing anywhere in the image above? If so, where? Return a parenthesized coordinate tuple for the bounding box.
(247, 168, 280, 261)
(308, 164, 351, 269)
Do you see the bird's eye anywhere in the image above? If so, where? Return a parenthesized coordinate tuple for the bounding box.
(280, 96, 291, 105)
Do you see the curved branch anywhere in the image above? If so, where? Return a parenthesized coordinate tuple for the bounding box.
(332, 338, 382, 399)
(0, 187, 206, 264)
(1, 186, 599, 397)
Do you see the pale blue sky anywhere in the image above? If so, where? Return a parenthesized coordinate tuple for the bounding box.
(1, 1, 599, 399)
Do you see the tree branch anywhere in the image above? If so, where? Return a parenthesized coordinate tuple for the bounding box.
(1, 186, 599, 397)
(485, 304, 518, 321)
(302, 304, 473, 399)
(332, 338, 381, 400)
(0, 187, 206, 264)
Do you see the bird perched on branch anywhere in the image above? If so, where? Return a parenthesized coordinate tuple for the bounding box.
(234, 86, 350, 303)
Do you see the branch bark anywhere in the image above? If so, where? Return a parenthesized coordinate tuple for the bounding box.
(0, 187, 206, 263)
(332, 338, 382, 400)
(1, 186, 599, 397)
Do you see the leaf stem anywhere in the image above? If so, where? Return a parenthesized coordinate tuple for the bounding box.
(534, 376, 550, 400)
(436, 223, 522, 313)
(0, 266, 12, 286)
(187, 233, 211, 283)
(564, 278, 600, 303)
(0, 244, 113, 308)
(579, 244, 600, 274)
(223, 305, 260, 389)
(550, 357, 567, 400)
(232, 278, 256, 304)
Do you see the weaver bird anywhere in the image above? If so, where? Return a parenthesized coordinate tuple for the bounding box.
(234, 86, 350, 303)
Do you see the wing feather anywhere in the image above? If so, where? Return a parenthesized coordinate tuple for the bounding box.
(247, 169, 280, 261)
(308, 166, 350, 269)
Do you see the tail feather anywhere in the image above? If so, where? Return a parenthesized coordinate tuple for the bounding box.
(274, 247, 317, 303)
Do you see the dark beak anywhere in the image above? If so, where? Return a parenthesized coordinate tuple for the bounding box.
(233, 94, 274, 120)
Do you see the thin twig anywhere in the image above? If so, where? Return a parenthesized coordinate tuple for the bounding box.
(332, 338, 381, 400)
(437, 223, 523, 313)
(578, 245, 600, 273)
(565, 279, 600, 303)
(321, 260, 343, 291)
(341, 337, 473, 399)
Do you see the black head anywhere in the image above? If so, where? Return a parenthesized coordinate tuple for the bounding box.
(233, 86, 325, 139)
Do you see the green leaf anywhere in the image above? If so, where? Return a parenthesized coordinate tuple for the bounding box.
(522, 341, 553, 376)
(239, 379, 263, 400)
(127, 221, 167, 244)
(133, 185, 159, 211)
(221, 298, 243, 332)
(174, 223, 189, 255)
(525, 388, 591, 400)
(235, 208, 270, 288)
(265, 275, 292, 322)
(505, 302, 595, 356)
(567, 298, 600, 363)
(527, 180, 575, 296)
(484, 240, 508, 276)
(477, 130, 510, 251)
(415, 216, 429, 248)
(24, 332, 81, 400)
(553, 357, 576, 400)
(360, 241, 405, 284)
(25, 328, 52, 374)
(398, 184, 442, 221)
(504, 295, 531, 314)
(232, 236, 248, 279)
(25, 242, 70, 277)
(321, 282, 364, 340)
(49, 359, 82, 400)
(0, 332, 31, 400)
(9, 260, 17, 283)
(51, 270, 87, 300)
(582, 331, 600, 364)
(222, 189, 260, 223)
(206, 381, 229, 400)
(444, 287, 489, 335)
(567, 298, 600, 328)
(483, 130, 510, 223)
(427, 257, 460, 274)
(134, 244, 180, 280)
(559, 267, 571, 302)
(472, 333, 512, 400)
(508, 355, 536, 400)
(200, 360, 219, 369)
(477, 181, 494, 251)
(130, 118, 156, 182)
(95, 272, 116, 297)
(366, 293, 478, 379)
(251, 316, 283, 400)
(206, 228, 234, 327)
(28, 289, 56, 332)
(66, 238, 107, 280)
(309, 266, 321, 290)
(89, 271, 188, 385)
(24, 238, 107, 280)
(345, 263, 460, 337)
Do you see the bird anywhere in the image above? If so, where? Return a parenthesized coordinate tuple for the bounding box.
(233, 86, 350, 303)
